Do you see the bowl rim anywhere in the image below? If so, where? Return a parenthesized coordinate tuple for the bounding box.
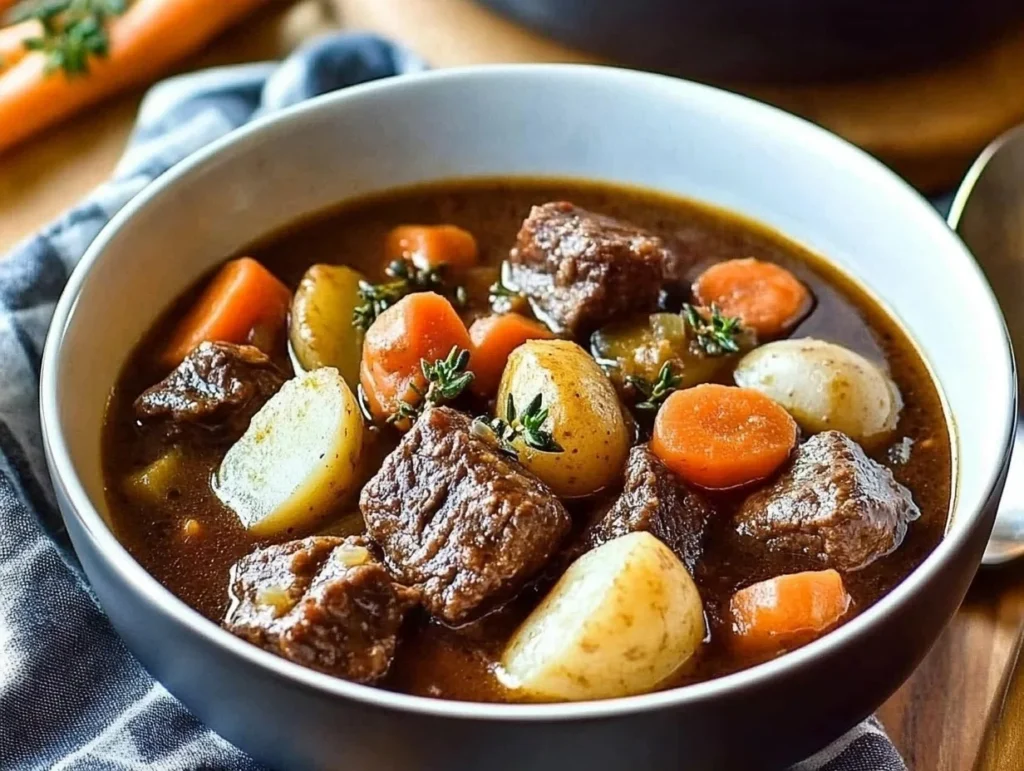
(40, 62, 1016, 722)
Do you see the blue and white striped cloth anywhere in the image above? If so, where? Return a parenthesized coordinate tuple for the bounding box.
(0, 32, 906, 771)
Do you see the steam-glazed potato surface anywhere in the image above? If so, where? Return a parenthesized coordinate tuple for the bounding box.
(102, 179, 951, 703)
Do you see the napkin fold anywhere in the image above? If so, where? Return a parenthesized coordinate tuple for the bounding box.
(0, 31, 906, 771)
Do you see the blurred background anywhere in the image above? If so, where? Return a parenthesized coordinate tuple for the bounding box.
(3, 0, 1024, 244)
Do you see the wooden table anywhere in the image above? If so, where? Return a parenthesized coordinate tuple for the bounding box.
(3, 1, 1024, 768)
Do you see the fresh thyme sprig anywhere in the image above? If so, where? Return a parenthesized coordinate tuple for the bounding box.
(13, 0, 127, 76)
(387, 346, 474, 426)
(475, 393, 562, 457)
(353, 259, 466, 331)
(626, 361, 684, 412)
(683, 303, 743, 357)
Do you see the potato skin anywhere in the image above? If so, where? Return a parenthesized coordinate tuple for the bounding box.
(496, 339, 629, 497)
(289, 264, 365, 389)
(734, 338, 902, 445)
(500, 532, 705, 701)
(215, 367, 364, 537)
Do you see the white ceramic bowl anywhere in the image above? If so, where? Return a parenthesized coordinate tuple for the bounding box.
(40, 65, 1015, 771)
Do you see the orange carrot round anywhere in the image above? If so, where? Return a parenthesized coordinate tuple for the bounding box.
(468, 313, 554, 396)
(163, 257, 290, 369)
(360, 292, 472, 423)
(729, 569, 852, 655)
(385, 225, 479, 271)
(693, 258, 811, 339)
(650, 384, 797, 489)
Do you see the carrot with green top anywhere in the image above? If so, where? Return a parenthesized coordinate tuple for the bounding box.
(651, 384, 797, 489)
(360, 292, 473, 427)
(162, 257, 290, 369)
(729, 570, 852, 654)
(468, 312, 554, 396)
(693, 258, 811, 339)
(0, 0, 269, 154)
(385, 225, 479, 271)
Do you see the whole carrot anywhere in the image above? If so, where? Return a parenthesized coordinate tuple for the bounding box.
(0, 0, 269, 154)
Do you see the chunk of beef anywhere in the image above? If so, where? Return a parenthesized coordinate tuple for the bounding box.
(135, 342, 285, 439)
(508, 202, 670, 336)
(583, 446, 714, 573)
(734, 431, 920, 571)
(360, 407, 571, 624)
(223, 536, 419, 683)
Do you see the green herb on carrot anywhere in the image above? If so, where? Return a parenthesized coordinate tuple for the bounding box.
(359, 292, 473, 428)
(0, 0, 270, 155)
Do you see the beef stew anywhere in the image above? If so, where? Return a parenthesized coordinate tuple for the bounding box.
(102, 179, 952, 703)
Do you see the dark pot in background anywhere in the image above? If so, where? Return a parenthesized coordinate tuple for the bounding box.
(477, 0, 1024, 82)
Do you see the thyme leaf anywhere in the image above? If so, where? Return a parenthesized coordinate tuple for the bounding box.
(475, 393, 562, 456)
(683, 303, 743, 357)
(386, 346, 474, 426)
(13, 0, 127, 76)
(353, 259, 466, 331)
(626, 361, 684, 412)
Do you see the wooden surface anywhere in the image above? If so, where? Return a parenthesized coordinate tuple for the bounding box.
(3, 0, 1024, 767)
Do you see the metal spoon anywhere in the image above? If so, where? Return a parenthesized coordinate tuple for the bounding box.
(948, 124, 1024, 565)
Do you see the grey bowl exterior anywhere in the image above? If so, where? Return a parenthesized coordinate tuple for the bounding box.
(478, 0, 1024, 82)
(39, 66, 1017, 771)
(49, 459, 1007, 770)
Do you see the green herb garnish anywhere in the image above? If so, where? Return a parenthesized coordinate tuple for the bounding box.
(13, 0, 127, 76)
(683, 303, 743, 357)
(353, 259, 465, 331)
(387, 346, 474, 426)
(626, 361, 684, 412)
(475, 393, 562, 457)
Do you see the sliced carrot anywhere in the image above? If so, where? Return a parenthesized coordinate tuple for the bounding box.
(692, 258, 811, 339)
(729, 570, 852, 655)
(0, 0, 269, 155)
(162, 257, 290, 369)
(650, 384, 797, 489)
(360, 292, 472, 424)
(468, 313, 554, 396)
(385, 225, 479, 271)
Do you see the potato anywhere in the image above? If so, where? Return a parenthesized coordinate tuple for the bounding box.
(592, 311, 754, 393)
(500, 532, 705, 701)
(733, 338, 902, 444)
(123, 448, 183, 505)
(496, 339, 629, 497)
(289, 264, 365, 389)
(214, 367, 364, 537)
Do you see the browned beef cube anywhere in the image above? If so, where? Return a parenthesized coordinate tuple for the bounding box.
(135, 342, 285, 440)
(223, 536, 419, 683)
(508, 202, 669, 336)
(583, 446, 714, 573)
(360, 407, 572, 625)
(734, 431, 920, 571)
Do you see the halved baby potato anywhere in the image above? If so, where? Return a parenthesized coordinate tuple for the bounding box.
(733, 338, 902, 445)
(499, 532, 705, 701)
(214, 367, 364, 537)
(288, 264, 365, 389)
(496, 339, 629, 497)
